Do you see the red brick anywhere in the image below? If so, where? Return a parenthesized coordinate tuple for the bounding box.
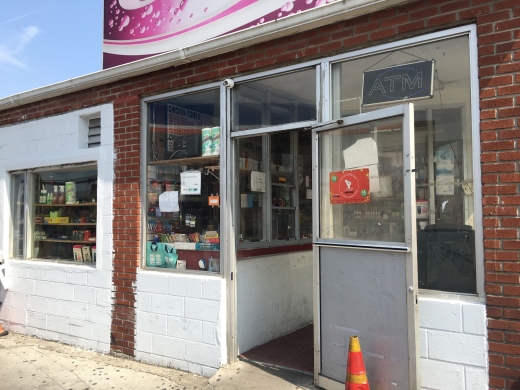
(481, 140, 515, 151)
(481, 97, 514, 108)
(343, 34, 369, 48)
(481, 162, 516, 172)
(497, 62, 520, 75)
(504, 308, 520, 319)
(483, 185, 517, 194)
(409, 7, 438, 21)
(486, 283, 503, 294)
(485, 250, 520, 261)
(502, 218, 520, 227)
(498, 84, 520, 95)
(484, 239, 501, 248)
(427, 12, 458, 27)
(505, 285, 520, 296)
(459, 5, 492, 20)
(440, 0, 470, 14)
(355, 22, 380, 34)
(501, 173, 520, 182)
(481, 109, 496, 120)
(397, 20, 425, 34)
(480, 88, 496, 98)
(502, 196, 520, 205)
(488, 307, 504, 318)
(489, 319, 520, 332)
(481, 131, 497, 141)
(506, 334, 520, 344)
(481, 118, 515, 130)
(498, 129, 520, 138)
(479, 31, 512, 45)
(369, 28, 396, 41)
(499, 151, 520, 161)
(480, 53, 512, 67)
(486, 272, 520, 283)
(481, 75, 514, 88)
(478, 9, 512, 24)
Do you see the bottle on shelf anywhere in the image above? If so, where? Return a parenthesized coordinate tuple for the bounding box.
(58, 185, 65, 204)
(52, 185, 59, 204)
(46, 188, 52, 204)
(40, 187, 47, 204)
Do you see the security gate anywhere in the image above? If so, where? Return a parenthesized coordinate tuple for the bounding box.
(313, 104, 420, 389)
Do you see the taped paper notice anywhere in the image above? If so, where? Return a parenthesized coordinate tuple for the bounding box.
(250, 171, 265, 192)
(159, 191, 179, 212)
(343, 137, 380, 192)
(181, 171, 201, 195)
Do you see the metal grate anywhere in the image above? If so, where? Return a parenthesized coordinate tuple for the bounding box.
(88, 118, 101, 148)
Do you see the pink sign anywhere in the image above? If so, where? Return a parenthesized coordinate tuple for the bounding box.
(103, 0, 340, 68)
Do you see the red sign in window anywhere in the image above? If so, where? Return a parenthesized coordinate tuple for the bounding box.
(329, 168, 370, 204)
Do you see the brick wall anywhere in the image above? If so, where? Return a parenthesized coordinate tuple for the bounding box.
(1, 0, 519, 386)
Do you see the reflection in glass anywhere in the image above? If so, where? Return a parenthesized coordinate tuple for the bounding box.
(319, 117, 405, 243)
(233, 69, 317, 131)
(12, 174, 25, 259)
(331, 35, 476, 293)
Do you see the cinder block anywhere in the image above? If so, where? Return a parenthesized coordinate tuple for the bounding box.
(169, 276, 202, 298)
(203, 366, 218, 378)
(136, 352, 168, 367)
(8, 292, 29, 309)
(136, 311, 167, 335)
(187, 362, 203, 376)
(17, 278, 35, 295)
(202, 279, 222, 301)
(136, 331, 152, 353)
(27, 311, 46, 329)
(67, 271, 87, 285)
(419, 298, 462, 332)
(137, 292, 152, 312)
(92, 323, 111, 346)
(185, 341, 221, 368)
(421, 358, 464, 390)
(22, 141, 40, 156)
(47, 299, 68, 315)
(203, 322, 219, 346)
(138, 272, 169, 295)
(96, 288, 112, 307)
(420, 329, 428, 359)
(28, 328, 59, 342)
(428, 330, 487, 367)
(39, 137, 59, 155)
(54, 283, 74, 300)
(151, 293, 184, 316)
(45, 269, 67, 283)
(167, 317, 202, 342)
(25, 267, 44, 280)
(465, 366, 487, 390)
(67, 301, 88, 321)
(151, 334, 185, 360)
(185, 298, 220, 322)
(74, 285, 96, 304)
(462, 303, 486, 336)
(10, 307, 27, 325)
(35, 280, 54, 298)
(0, 306, 9, 321)
(87, 271, 111, 288)
(48, 119, 69, 137)
(166, 358, 188, 372)
(58, 133, 78, 151)
(28, 296, 48, 313)
(88, 304, 111, 326)
(69, 319, 94, 340)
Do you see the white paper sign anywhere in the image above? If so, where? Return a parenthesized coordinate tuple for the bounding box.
(159, 191, 179, 212)
(180, 171, 201, 195)
(250, 171, 265, 192)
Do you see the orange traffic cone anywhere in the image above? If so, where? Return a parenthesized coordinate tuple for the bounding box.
(345, 336, 370, 390)
(0, 323, 8, 337)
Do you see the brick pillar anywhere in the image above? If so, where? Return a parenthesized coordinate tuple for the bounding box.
(477, 5, 520, 389)
(110, 95, 141, 356)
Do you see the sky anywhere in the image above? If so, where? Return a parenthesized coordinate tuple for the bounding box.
(0, 1, 103, 99)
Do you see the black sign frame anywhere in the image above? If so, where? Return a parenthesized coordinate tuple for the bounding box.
(361, 60, 435, 107)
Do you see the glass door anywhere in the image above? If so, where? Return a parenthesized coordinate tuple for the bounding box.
(314, 104, 419, 389)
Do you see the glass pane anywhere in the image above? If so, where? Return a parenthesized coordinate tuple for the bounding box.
(239, 136, 265, 243)
(233, 69, 316, 131)
(331, 35, 476, 293)
(12, 173, 25, 259)
(298, 130, 313, 239)
(146, 89, 221, 272)
(33, 168, 98, 262)
(319, 117, 404, 243)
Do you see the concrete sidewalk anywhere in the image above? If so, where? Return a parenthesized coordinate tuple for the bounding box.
(0, 332, 318, 390)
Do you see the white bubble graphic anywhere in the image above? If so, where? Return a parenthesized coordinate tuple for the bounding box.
(306, 0, 313, 4)
(145, 5, 153, 15)
(140, 26, 146, 33)
(130, 28, 134, 34)
(120, 15, 130, 28)
(156, 19, 162, 26)
(108, 19, 114, 28)
(153, 11, 161, 18)
(316, 0, 327, 6)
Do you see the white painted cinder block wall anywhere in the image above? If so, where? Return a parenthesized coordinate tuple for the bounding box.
(135, 271, 226, 377)
(419, 297, 488, 390)
(237, 251, 313, 354)
(0, 104, 114, 352)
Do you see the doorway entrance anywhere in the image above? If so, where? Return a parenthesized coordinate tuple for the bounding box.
(313, 104, 420, 389)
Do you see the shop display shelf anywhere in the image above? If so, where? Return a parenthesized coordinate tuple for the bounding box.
(35, 203, 97, 207)
(272, 183, 295, 188)
(272, 206, 296, 210)
(35, 239, 96, 244)
(36, 223, 97, 226)
(149, 156, 219, 166)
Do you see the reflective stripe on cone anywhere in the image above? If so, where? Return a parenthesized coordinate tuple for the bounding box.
(345, 336, 370, 390)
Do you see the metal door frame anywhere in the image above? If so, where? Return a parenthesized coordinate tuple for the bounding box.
(312, 103, 420, 389)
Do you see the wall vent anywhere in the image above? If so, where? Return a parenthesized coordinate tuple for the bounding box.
(88, 118, 101, 148)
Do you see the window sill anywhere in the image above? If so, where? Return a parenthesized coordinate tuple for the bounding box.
(8, 258, 96, 267)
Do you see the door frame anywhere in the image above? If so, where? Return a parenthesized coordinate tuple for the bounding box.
(312, 103, 420, 389)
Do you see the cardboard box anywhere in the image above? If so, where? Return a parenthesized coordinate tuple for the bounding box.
(82, 246, 92, 262)
(92, 246, 97, 263)
(56, 217, 70, 224)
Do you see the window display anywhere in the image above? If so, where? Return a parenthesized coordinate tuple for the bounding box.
(331, 35, 476, 294)
(146, 89, 221, 272)
(11, 166, 98, 262)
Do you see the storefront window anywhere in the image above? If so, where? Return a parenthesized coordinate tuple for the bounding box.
(11, 166, 98, 263)
(331, 35, 476, 294)
(233, 69, 317, 131)
(146, 89, 221, 272)
(238, 130, 312, 244)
